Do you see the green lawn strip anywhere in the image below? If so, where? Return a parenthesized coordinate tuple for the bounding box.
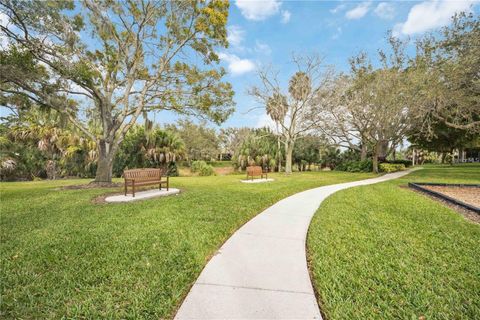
(0, 171, 374, 319)
(307, 164, 480, 320)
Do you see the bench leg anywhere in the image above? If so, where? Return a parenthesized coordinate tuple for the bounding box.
(132, 183, 135, 197)
(167, 177, 169, 191)
(159, 182, 161, 191)
(124, 183, 127, 196)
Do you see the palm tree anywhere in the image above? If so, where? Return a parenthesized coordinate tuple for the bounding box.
(266, 93, 288, 172)
(235, 128, 278, 171)
(9, 116, 97, 178)
(10, 124, 64, 179)
(143, 129, 186, 166)
(288, 72, 311, 101)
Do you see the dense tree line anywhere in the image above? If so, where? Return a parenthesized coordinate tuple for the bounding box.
(0, 108, 187, 180)
(0, 109, 330, 180)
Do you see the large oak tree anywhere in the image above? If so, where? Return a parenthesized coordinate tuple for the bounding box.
(409, 12, 479, 134)
(0, 0, 234, 183)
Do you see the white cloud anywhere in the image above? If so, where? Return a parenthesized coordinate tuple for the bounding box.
(392, 23, 404, 38)
(330, 3, 346, 14)
(345, 2, 371, 20)
(397, 0, 477, 35)
(235, 0, 281, 21)
(218, 52, 256, 76)
(227, 25, 245, 47)
(374, 2, 395, 20)
(281, 10, 291, 23)
(254, 40, 272, 55)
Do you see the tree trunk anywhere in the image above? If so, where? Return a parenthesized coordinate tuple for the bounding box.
(459, 148, 465, 163)
(285, 141, 294, 174)
(360, 144, 367, 161)
(372, 142, 380, 173)
(277, 136, 282, 172)
(377, 140, 388, 163)
(441, 152, 446, 164)
(95, 139, 115, 183)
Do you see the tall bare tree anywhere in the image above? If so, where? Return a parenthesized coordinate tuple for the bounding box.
(0, 0, 234, 183)
(249, 55, 331, 174)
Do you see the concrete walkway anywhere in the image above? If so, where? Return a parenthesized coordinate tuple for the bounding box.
(175, 170, 415, 319)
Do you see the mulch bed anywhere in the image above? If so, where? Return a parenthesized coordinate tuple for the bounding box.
(60, 182, 123, 190)
(422, 185, 480, 208)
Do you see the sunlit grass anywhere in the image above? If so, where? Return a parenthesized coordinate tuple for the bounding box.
(0, 170, 375, 319)
(307, 164, 480, 319)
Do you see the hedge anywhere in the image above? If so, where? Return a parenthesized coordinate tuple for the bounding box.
(335, 160, 373, 172)
(379, 163, 406, 173)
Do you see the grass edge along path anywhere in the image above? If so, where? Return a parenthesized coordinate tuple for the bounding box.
(307, 164, 480, 320)
(1, 171, 374, 319)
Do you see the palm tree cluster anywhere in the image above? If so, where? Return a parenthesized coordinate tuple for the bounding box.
(0, 109, 186, 180)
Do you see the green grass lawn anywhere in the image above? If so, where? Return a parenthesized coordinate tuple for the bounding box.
(0, 170, 375, 319)
(307, 164, 480, 320)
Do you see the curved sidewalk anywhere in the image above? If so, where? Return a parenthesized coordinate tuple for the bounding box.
(175, 170, 414, 319)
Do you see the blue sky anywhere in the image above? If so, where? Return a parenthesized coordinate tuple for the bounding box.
(1, 1, 478, 129)
(198, 0, 478, 129)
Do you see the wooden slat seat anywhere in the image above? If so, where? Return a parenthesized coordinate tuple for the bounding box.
(246, 166, 267, 180)
(124, 168, 169, 197)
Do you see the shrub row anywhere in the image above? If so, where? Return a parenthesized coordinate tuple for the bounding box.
(379, 163, 406, 173)
(335, 160, 373, 172)
(386, 159, 412, 167)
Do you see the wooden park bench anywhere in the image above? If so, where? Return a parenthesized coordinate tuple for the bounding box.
(124, 168, 169, 197)
(246, 166, 267, 180)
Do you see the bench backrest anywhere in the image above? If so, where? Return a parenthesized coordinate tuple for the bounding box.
(246, 166, 263, 176)
(124, 168, 166, 180)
